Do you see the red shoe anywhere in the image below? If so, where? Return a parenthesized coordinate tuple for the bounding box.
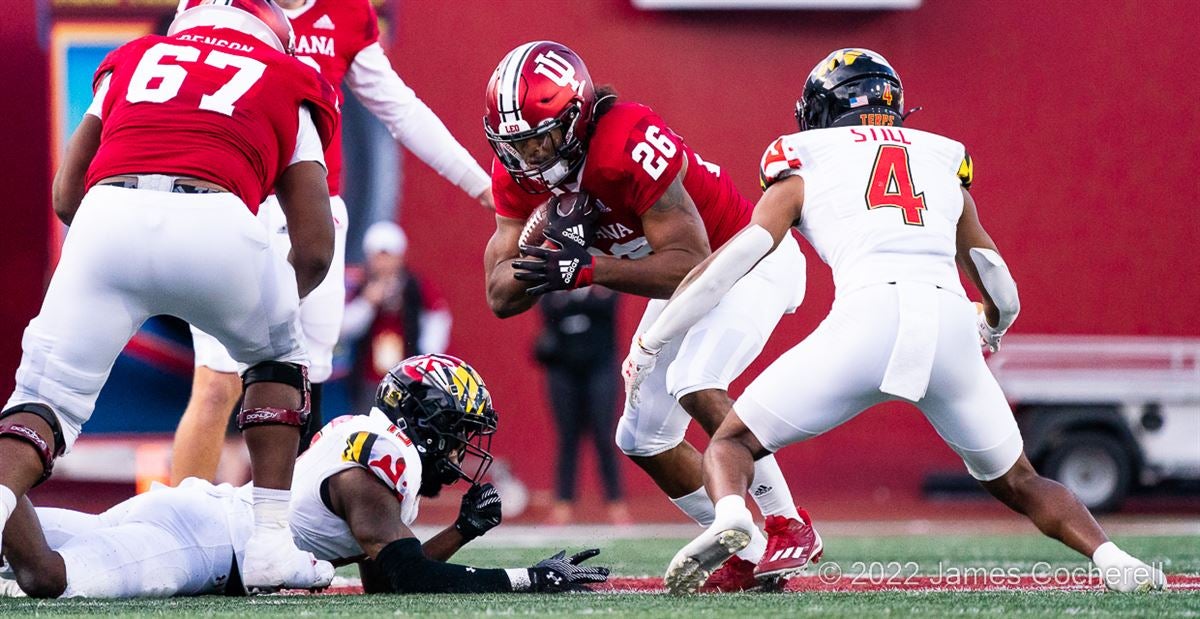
(699, 555, 756, 592)
(754, 510, 823, 580)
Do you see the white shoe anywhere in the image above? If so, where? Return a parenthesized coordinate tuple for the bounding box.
(1100, 560, 1167, 593)
(241, 524, 334, 594)
(664, 504, 756, 595)
(0, 577, 26, 598)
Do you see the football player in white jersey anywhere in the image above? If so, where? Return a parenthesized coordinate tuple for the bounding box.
(623, 49, 1165, 595)
(0, 355, 607, 598)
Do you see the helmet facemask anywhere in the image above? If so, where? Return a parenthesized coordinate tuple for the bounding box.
(485, 103, 585, 194)
(375, 356, 498, 497)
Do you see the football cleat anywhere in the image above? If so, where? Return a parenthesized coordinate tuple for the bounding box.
(664, 528, 751, 595)
(754, 510, 824, 580)
(1101, 561, 1167, 593)
(698, 555, 785, 593)
(241, 524, 334, 594)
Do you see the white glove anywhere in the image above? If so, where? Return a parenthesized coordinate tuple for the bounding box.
(975, 302, 1006, 353)
(622, 336, 660, 407)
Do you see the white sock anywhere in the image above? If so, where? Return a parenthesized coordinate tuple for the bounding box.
(713, 496, 766, 563)
(1092, 541, 1136, 568)
(737, 526, 768, 563)
(252, 486, 291, 528)
(670, 487, 715, 527)
(0, 486, 16, 532)
(749, 456, 801, 521)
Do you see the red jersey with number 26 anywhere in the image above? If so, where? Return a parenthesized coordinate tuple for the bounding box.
(285, 0, 380, 196)
(85, 26, 340, 212)
(493, 102, 750, 260)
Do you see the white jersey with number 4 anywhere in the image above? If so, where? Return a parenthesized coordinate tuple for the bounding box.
(759, 125, 974, 296)
(289, 408, 423, 562)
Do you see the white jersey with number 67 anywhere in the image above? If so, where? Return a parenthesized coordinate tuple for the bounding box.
(759, 125, 975, 297)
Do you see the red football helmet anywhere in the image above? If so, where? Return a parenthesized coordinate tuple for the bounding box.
(170, 0, 295, 55)
(484, 41, 596, 194)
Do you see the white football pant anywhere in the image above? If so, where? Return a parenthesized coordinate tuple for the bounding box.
(4, 186, 308, 451)
(736, 282, 1023, 481)
(191, 194, 347, 383)
(616, 234, 806, 457)
(37, 478, 251, 598)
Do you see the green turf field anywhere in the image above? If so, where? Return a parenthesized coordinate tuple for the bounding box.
(0, 533, 1195, 617)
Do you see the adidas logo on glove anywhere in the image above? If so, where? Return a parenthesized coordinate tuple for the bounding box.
(559, 259, 580, 281)
(560, 224, 587, 247)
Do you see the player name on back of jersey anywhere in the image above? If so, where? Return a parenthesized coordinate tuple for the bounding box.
(848, 126, 912, 144)
(177, 32, 257, 53)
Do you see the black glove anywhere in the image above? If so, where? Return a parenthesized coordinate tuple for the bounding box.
(527, 548, 609, 592)
(454, 483, 502, 541)
(512, 242, 595, 295)
(543, 192, 601, 251)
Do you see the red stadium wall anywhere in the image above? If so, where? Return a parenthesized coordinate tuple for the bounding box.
(388, 0, 1199, 510)
(0, 1, 51, 400)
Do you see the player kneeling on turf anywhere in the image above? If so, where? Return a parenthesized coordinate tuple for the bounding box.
(0, 355, 607, 597)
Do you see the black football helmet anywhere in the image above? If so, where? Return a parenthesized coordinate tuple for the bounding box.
(375, 354, 498, 496)
(796, 48, 904, 131)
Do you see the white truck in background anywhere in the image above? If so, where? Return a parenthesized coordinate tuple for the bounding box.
(987, 335, 1200, 512)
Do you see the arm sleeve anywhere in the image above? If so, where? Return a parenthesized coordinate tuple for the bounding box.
(641, 226, 777, 350)
(85, 74, 111, 119)
(377, 538, 519, 593)
(290, 106, 327, 169)
(345, 43, 490, 198)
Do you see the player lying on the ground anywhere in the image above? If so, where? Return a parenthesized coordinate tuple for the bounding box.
(622, 48, 1166, 594)
(482, 41, 812, 591)
(0, 354, 608, 598)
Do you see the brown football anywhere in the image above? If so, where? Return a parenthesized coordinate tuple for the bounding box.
(517, 201, 552, 248)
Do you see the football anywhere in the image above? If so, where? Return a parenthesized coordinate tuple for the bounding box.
(517, 201, 552, 248)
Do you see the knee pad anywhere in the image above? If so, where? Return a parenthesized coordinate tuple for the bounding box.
(236, 362, 310, 430)
(0, 403, 66, 486)
(614, 414, 683, 458)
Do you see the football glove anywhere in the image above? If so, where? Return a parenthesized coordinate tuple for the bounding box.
(512, 242, 595, 295)
(528, 549, 609, 592)
(454, 482, 503, 541)
(622, 336, 660, 408)
(543, 192, 601, 252)
(974, 302, 1006, 353)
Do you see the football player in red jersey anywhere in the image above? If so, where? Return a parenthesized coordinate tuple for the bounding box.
(482, 41, 815, 591)
(0, 0, 340, 594)
(172, 0, 494, 486)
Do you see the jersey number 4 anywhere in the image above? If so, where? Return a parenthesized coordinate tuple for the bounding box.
(865, 145, 927, 226)
(126, 42, 266, 116)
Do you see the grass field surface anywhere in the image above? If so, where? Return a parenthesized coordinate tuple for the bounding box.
(1, 530, 1195, 617)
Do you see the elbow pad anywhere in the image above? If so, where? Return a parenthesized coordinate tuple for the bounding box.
(969, 248, 1019, 331)
(641, 225, 776, 351)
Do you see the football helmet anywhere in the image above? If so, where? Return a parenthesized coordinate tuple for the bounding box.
(484, 41, 596, 194)
(375, 354, 498, 495)
(170, 0, 295, 55)
(796, 48, 904, 131)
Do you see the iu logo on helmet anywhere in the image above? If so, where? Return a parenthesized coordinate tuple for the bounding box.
(533, 51, 585, 95)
